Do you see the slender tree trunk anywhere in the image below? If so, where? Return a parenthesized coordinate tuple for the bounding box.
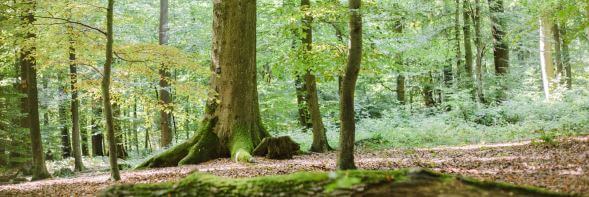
(560, 25, 571, 89)
(552, 23, 563, 83)
(58, 73, 72, 158)
(113, 103, 127, 159)
(102, 0, 121, 181)
(463, 0, 474, 80)
(422, 73, 436, 108)
(337, 0, 362, 170)
(68, 24, 84, 171)
(300, 0, 330, 153)
(19, 0, 50, 180)
(397, 74, 406, 105)
(133, 98, 139, 152)
(539, 15, 554, 100)
(454, 0, 462, 76)
(158, 0, 173, 148)
(488, 0, 509, 100)
(80, 105, 90, 156)
(295, 77, 311, 129)
(473, 0, 485, 103)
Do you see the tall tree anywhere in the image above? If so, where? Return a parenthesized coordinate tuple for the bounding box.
(91, 103, 104, 156)
(102, 0, 121, 181)
(472, 0, 485, 102)
(560, 25, 571, 89)
(19, 0, 50, 180)
(158, 0, 173, 148)
(113, 103, 127, 159)
(337, 0, 362, 170)
(552, 23, 563, 81)
(300, 0, 330, 153)
(488, 0, 509, 100)
(137, 0, 301, 168)
(68, 23, 84, 171)
(463, 0, 474, 80)
(58, 73, 72, 158)
(539, 15, 554, 100)
(454, 0, 462, 78)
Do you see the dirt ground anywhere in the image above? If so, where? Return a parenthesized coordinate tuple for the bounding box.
(0, 135, 587, 196)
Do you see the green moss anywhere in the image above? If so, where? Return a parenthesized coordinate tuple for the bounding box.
(229, 125, 255, 163)
(100, 168, 569, 197)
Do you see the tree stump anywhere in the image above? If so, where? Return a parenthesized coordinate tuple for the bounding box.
(253, 136, 300, 159)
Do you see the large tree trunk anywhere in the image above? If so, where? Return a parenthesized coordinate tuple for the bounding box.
(158, 0, 173, 148)
(295, 76, 311, 129)
(454, 0, 462, 75)
(68, 24, 84, 171)
(19, 0, 51, 180)
(539, 15, 554, 100)
(138, 0, 303, 169)
(488, 0, 509, 100)
(300, 0, 330, 153)
(337, 0, 362, 170)
(91, 104, 104, 156)
(102, 0, 121, 181)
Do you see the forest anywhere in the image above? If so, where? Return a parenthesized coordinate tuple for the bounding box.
(0, 0, 588, 196)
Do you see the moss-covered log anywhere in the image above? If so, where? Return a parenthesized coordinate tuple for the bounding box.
(100, 169, 568, 197)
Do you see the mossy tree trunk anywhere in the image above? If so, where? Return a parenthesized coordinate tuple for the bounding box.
(337, 0, 362, 170)
(489, 0, 510, 101)
(138, 0, 278, 168)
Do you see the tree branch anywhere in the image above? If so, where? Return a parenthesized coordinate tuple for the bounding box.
(35, 16, 106, 36)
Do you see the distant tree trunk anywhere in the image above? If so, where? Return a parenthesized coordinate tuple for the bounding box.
(102, 0, 121, 181)
(113, 103, 127, 159)
(133, 99, 139, 152)
(300, 0, 330, 153)
(68, 24, 84, 171)
(454, 0, 462, 76)
(295, 77, 311, 129)
(472, 0, 485, 103)
(560, 25, 571, 89)
(422, 73, 436, 108)
(552, 23, 563, 83)
(158, 0, 173, 148)
(81, 110, 90, 156)
(539, 15, 554, 100)
(463, 0, 473, 80)
(337, 0, 362, 170)
(58, 74, 72, 158)
(488, 0, 509, 100)
(91, 104, 104, 156)
(397, 74, 406, 105)
(19, 0, 51, 180)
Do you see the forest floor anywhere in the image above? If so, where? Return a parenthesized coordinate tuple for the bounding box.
(0, 135, 588, 196)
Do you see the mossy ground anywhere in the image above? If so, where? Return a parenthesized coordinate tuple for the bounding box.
(100, 168, 569, 197)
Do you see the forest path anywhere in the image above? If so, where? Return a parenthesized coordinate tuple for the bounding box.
(1, 135, 588, 196)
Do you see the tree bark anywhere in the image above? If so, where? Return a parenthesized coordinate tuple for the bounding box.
(337, 0, 362, 170)
(473, 0, 485, 103)
(158, 0, 173, 148)
(295, 76, 311, 129)
(58, 74, 72, 158)
(560, 25, 571, 89)
(552, 23, 563, 83)
(91, 104, 104, 156)
(454, 0, 462, 77)
(300, 0, 330, 153)
(68, 24, 84, 171)
(488, 0, 509, 100)
(102, 0, 121, 181)
(396, 74, 406, 105)
(113, 103, 127, 159)
(422, 73, 436, 108)
(539, 15, 554, 100)
(19, 0, 51, 180)
(463, 0, 473, 79)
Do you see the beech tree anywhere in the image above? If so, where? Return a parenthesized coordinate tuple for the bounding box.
(489, 0, 509, 100)
(158, 0, 173, 148)
(337, 0, 362, 170)
(19, 0, 51, 180)
(137, 0, 298, 168)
